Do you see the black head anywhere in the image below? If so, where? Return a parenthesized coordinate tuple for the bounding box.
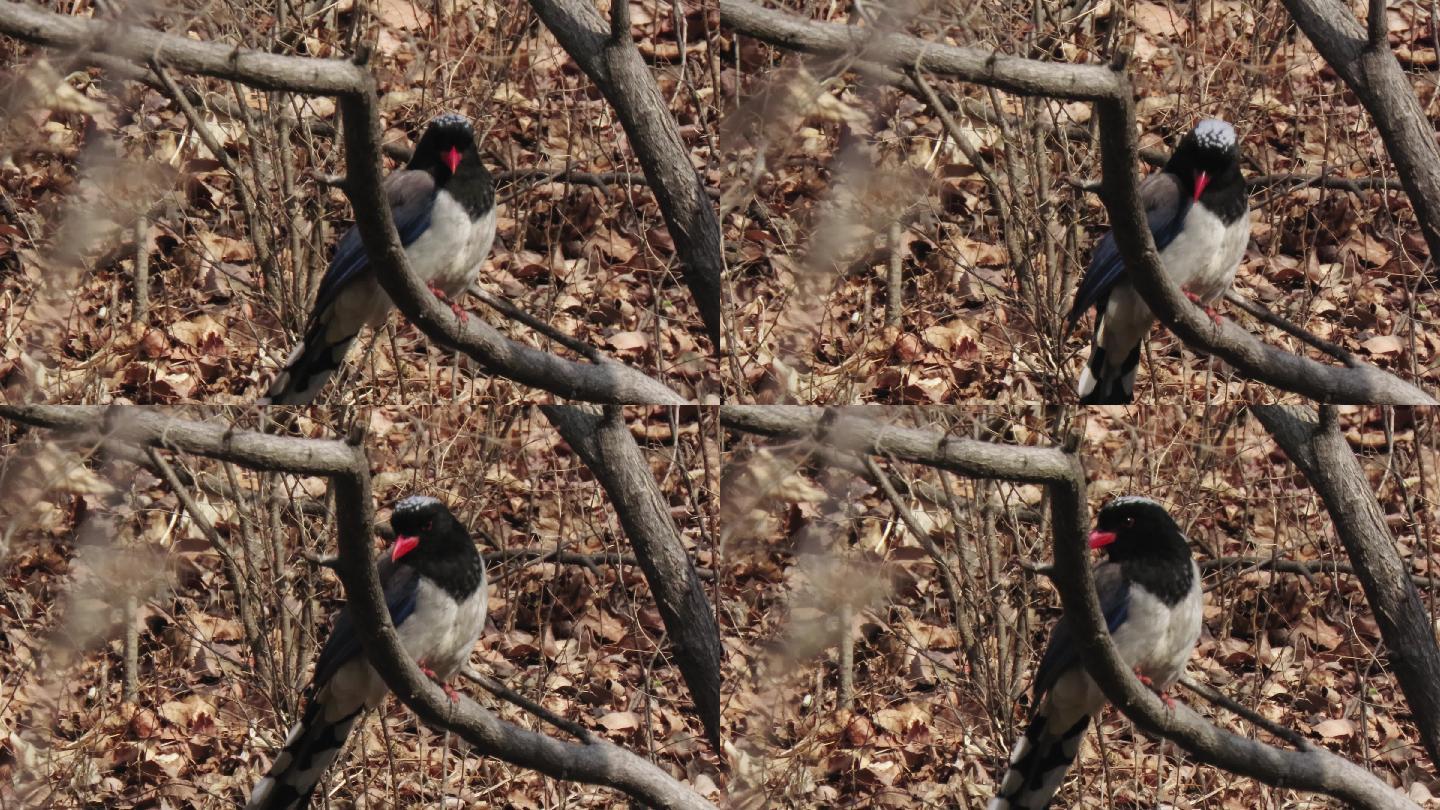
(1087, 496, 1189, 562)
(388, 495, 472, 565)
(1165, 118, 1242, 202)
(408, 113, 482, 182)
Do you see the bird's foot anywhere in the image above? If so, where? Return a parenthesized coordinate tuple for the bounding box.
(1182, 289, 1223, 324)
(417, 663, 462, 702)
(1134, 669, 1177, 709)
(427, 283, 470, 324)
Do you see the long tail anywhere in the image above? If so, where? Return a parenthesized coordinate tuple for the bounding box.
(246, 695, 363, 810)
(988, 712, 1091, 810)
(1076, 341, 1141, 404)
(262, 319, 358, 406)
(1077, 309, 1146, 405)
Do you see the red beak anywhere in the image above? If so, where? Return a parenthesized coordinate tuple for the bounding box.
(443, 146, 462, 174)
(1192, 170, 1210, 201)
(391, 534, 419, 562)
(1087, 530, 1117, 550)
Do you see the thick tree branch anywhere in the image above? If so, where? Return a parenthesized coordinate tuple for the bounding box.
(1254, 405, 1440, 768)
(530, 0, 722, 348)
(722, 406, 1420, 809)
(0, 1, 369, 93)
(0, 405, 357, 474)
(542, 405, 722, 752)
(1282, 0, 1440, 274)
(720, 405, 1075, 483)
(721, 0, 1121, 99)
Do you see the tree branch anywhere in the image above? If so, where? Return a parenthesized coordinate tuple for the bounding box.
(0, 1, 368, 93)
(1282, 0, 1440, 273)
(530, 0, 721, 348)
(1254, 405, 1440, 768)
(721, 0, 1121, 99)
(541, 405, 722, 752)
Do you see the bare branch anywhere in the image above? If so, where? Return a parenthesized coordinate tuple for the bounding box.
(1254, 405, 1440, 766)
(0, 405, 357, 474)
(1203, 554, 1440, 590)
(531, 0, 722, 347)
(1282, 0, 1440, 273)
(0, 2, 368, 93)
(541, 405, 722, 752)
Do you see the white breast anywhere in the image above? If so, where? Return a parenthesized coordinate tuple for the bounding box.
(1041, 562, 1202, 732)
(403, 194, 496, 296)
(394, 577, 489, 680)
(1158, 205, 1250, 303)
(1110, 560, 1203, 689)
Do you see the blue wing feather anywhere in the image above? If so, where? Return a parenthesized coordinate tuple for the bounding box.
(309, 172, 439, 320)
(1030, 574, 1131, 700)
(1067, 175, 1192, 330)
(308, 559, 421, 691)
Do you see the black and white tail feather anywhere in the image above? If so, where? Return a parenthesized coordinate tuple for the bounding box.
(246, 681, 370, 810)
(988, 713, 1090, 810)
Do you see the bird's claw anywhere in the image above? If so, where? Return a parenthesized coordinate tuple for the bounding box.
(1134, 669, 1177, 709)
(426, 283, 471, 324)
(417, 662, 461, 703)
(1183, 289, 1223, 324)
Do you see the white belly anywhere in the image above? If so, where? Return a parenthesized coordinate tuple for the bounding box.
(1042, 563, 1202, 733)
(395, 578, 489, 679)
(405, 196, 496, 296)
(320, 196, 496, 340)
(1158, 205, 1249, 303)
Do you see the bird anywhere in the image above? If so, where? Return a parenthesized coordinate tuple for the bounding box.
(263, 113, 496, 405)
(988, 496, 1203, 810)
(1067, 118, 1250, 404)
(246, 496, 488, 810)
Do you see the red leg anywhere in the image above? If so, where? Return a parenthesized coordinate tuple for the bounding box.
(426, 283, 471, 324)
(1183, 288, 1223, 324)
(417, 662, 461, 702)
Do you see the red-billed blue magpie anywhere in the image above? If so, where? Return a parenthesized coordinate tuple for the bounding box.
(263, 114, 496, 405)
(1068, 119, 1250, 404)
(989, 496, 1202, 809)
(246, 496, 487, 810)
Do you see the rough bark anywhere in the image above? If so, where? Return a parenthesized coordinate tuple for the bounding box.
(542, 405, 723, 752)
(1281, 0, 1440, 268)
(1254, 405, 1440, 768)
(530, 0, 722, 348)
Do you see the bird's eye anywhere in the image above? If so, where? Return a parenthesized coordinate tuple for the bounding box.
(423, 520, 433, 531)
(1122, 516, 1135, 528)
